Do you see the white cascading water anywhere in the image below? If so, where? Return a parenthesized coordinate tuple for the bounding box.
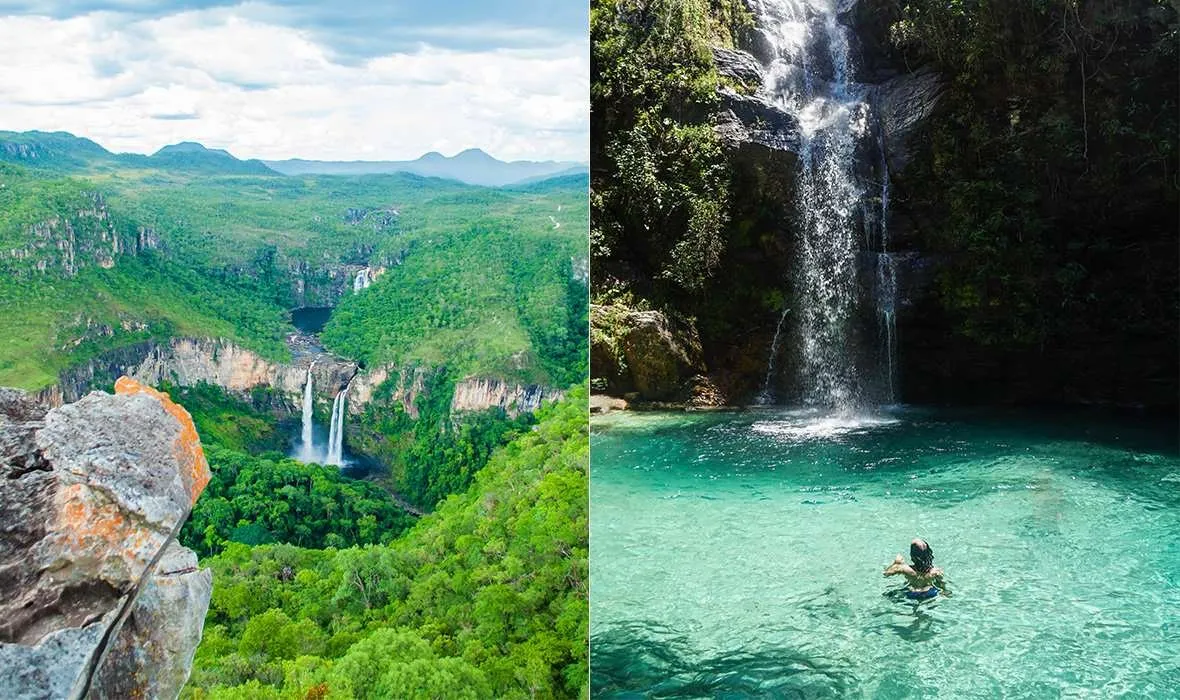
(325, 379, 351, 466)
(752, 0, 894, 408)
(876, 137, 897, 402)
(353, 268, 371, 293)
(297, 365, 317, 461)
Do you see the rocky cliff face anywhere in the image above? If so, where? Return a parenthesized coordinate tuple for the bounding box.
(40, 337, 358, 410)
(1, 193, 155, 278)
(284, 260, 368, 308)
(40, 336, 559, 422)
(451, 378, 563, 417)
(347, 364, 434, 419)
(0, 378, 211, 700)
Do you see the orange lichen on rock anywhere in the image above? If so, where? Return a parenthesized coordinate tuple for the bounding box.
(114, 376, 210, 504)
(60, 484, 127, 543)
(54, 482, 162, 575)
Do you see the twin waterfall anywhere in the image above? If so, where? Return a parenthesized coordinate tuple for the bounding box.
(753, 0, 897, 409)
(295, 367, 350, 466)
(326, 389, 346, 465)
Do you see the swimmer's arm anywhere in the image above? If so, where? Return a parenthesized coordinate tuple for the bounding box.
(883, 561, 913, 577)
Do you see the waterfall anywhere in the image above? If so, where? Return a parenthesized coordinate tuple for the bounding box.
(753, 0, 892, 409)
(353, 267, 371, 293)
(297, 365, 316, 461)
(876, 137, 898, 402)
(326, 391, 344, 466)
(757, 308, 790, 404)
(326, 378, 353, 466)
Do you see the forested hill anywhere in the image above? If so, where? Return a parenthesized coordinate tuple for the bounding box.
(0, 131, 588, 391)
(590, 0, 1177, 408)
(0, 130, 277, 175)
(183, 385, 589, 699)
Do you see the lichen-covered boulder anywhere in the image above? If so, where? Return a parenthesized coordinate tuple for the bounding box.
(90, 543, 212, 700)
(0, 378, 211, 700)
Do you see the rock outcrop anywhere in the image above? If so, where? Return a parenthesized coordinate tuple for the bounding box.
(39, 337, 358, 409)
(0, 193, 150, 278)
(0, 378, 212, 700)
(716, 87, 802, 157)
(347, 365, 435, 419)
(591, 305, 709, 403)
(451, 378, 563, 416)
(871, 68, 944, 172)
(711, 46, 764, 92)
(40, 338, 562, 423)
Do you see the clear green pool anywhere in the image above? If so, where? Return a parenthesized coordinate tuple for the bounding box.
(590, 407, 1180, 698)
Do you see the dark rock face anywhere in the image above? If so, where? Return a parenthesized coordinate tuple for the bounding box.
(871, 68, 945, 172)
(0, 379, 211, 700)
(712, 46, 765, 91)
(716, 87, 802, 156)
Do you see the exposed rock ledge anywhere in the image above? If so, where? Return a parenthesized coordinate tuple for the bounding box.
(349, 366, 562, 419)
(0, 378, 212, 700)
(591, 305, 721, 406)
(451, 377, 563, 416)
(37, 337, 561, 421)
(36, 337, 357, 409)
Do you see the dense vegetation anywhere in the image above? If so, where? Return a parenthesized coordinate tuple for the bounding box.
(1, 129, 590, 698)
(321, 179, 588, 385)
(861, 0, 1178, 404)
(348, 369, 537, 510)
(180, 446, 415, 558)
(591, 0, 750, 299)
(590, 0, 1177, 406)
(0, 134, 588, 391)
(183, 386, 589, 699)
(158, 381, 291, 455)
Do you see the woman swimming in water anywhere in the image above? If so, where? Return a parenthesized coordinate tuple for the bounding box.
(884, 538, 945, 599)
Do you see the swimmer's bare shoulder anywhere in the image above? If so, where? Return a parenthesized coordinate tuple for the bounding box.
(883, 555, 913, 577)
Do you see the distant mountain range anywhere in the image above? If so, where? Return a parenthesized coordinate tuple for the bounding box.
(0, 131, 275, 175)
(0, 130, 588, 187)
(263, 148, 587, 187)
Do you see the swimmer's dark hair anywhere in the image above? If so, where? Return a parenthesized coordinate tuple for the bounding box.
(910, 539, 934, 573)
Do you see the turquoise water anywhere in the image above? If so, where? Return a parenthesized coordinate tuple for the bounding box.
(590, 407, 1180, 698)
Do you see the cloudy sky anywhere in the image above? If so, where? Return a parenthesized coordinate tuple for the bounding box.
(0, 1, 588, 162)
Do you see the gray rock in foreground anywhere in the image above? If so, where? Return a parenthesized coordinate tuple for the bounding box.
(0, 379, 211, 700)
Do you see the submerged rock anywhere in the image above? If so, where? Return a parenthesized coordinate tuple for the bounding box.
(0, 378, 211, 700)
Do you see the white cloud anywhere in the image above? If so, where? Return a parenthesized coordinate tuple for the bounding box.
(0, 8, 588, 161)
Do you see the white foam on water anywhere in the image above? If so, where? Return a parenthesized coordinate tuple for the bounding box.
(751, 412, 900, 440)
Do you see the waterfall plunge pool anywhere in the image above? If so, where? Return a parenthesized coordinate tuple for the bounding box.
(590, 407, 1180, 698)
(291, 306, 334, 335)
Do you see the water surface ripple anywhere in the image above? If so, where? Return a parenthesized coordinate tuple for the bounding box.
(590, 408, 1180, 698)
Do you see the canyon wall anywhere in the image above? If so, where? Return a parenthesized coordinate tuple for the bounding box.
(40, 337, 561, 420)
